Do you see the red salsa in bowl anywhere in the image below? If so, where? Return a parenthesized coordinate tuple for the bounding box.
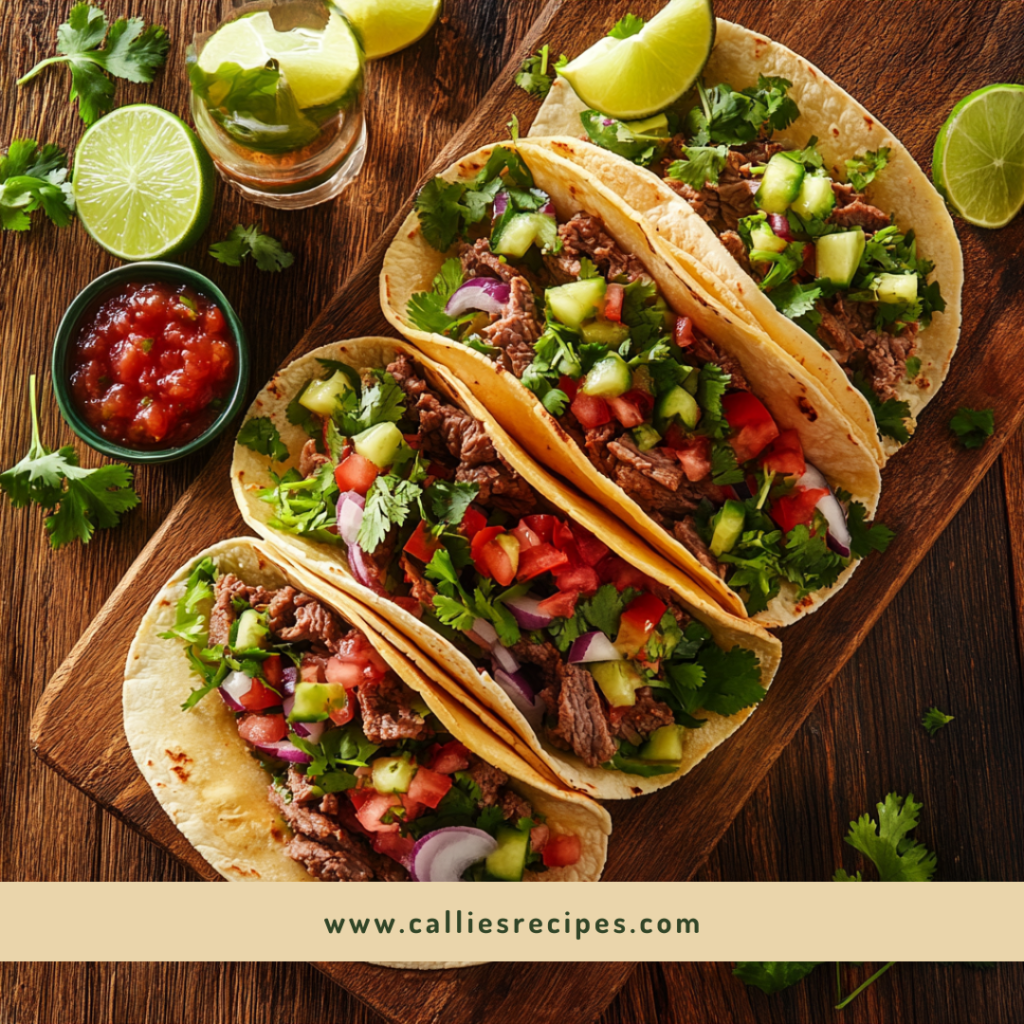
(69, 281, 238, 451)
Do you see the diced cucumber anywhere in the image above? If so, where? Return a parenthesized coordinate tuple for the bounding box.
(710, 500, 747, 557)
(750, 224, 787, 255)
(632, 365, 654, 395)
(548, 278, 607, 329)
(579, 318, 631, 347)
(631, 424, 662, 451)
(289, 682, 347, 724)
(791, 174, 836, 220)
(372, 756, 416, 794)
(757, 153, 806, 214)
(591, 660, 643, 708)
(235, 609, 268, 651)
(300, 371, 355, 419)
(655, 385, 700, 430)
(485, 827, 530, 881)
(580, 352, 632, 399)
(491, 212, 559, 258)
(815, 228, 866, 288)
(682, 366, 700, 396)
(874, 273, 918, 306)
(624, 113, 670, 135)
(638, 724, 685, 763)
(352, 422, 405, 469)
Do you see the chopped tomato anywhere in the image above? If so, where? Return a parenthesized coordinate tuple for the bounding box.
(771, 487, 829, 535)
(607, 391, 652, 429)
(558, 374, 580, 402)
(404, 520, 442, 563)
(408, 766, 453, 809)
(403, 433, 422, 450)
(326, 658, 365, 689)
(333, 631, 389, 678)
(674, 316, 696, 348)
(328, 691, 355, 726)
(371, 830, 416, 865)
(722, 392, 780, 463)
(616, 592, 667, 655)
(425, 740, 471, 774)
(511, 520, 542, 551)
(399, 793, 424, 821)
(758, 428, 806, 477)
(237, 713, 286, 746)
(571, 526, 609, 567)
(460, 506, 487, 540)
(538, 589, 579, 619)
(521, 515, 558, 543)
(427, 460, 454, 480)
(334, 453, 379, 496)
(669, 434, 712, 483)
(261, 654, 284, 689)
(300, 656, 327, 683)
(353, 791, 403, 833)
(552, 518, 577, 553)
(554, 565, 601, 596)
(517, 543, 570, 582)
(542, 833, 582, 868)
(238, 677, 281, 712)
(530, 824, 550, 853)
(472, 526, 520, 586)
(570, 391, 612, 429)
(603, 283, 625, 323)
(662, 420, 688, 451)
(597, 554, 652, 592)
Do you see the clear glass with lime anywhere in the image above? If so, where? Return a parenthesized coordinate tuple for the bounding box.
(187, 0, 368, 209)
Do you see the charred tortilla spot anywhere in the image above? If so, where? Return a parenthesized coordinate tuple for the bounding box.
(166, 749, 191, 765)
(159, 599, 171, 607)
(170, 765, 191, 783)
(631, 786, 643, 795)
(226, 865, 260, 878)
(796, 595, 815, 611)
(797, 397, 818, 421)
(864, 116, 875, 129)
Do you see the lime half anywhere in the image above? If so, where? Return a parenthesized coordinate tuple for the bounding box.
(73, 105, 215, 262)
(335, 0, 442, 60)
(198, 11, 363, 110)
(558, 0, 715, 120)
(933, 84, 1024, 229)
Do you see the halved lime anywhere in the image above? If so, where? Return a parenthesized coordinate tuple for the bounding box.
(558, 0, 715, 120)
(73, 105, 215, 262)
(198, 10, 363, 110)
(335, 0, 442, 60)
(933, 84, 1024, 229)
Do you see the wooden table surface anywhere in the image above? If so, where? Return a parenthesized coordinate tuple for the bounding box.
(2, 1, 1023, 1022)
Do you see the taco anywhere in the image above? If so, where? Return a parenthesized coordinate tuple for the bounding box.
(528, 19, 963, 460)
(230, 337, 781, 799)
(379, 142, 891, 626)
(124, 538, 610, 890)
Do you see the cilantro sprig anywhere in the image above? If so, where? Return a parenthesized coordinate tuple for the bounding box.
(18, 2, 170, 125)
(922, 706, 955, 737)
(210, 225, 294, 273)
(1, 140, 75, 232)
(687, 75, 799, 147)
(833, 792, 937, 882)
(0, 376, 140, 550)
(514, 44, 566, 99)
(950, 407, 995, 449)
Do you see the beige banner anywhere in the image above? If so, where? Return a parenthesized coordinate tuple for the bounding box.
(0, 883, 1021, 963)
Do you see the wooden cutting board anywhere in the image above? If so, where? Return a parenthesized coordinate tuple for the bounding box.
(29, 2, 1024, 1023)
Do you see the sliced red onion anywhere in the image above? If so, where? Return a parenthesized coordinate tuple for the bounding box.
(602, 118, 615, 126)
(539, 199, 555, 216)
(445, 278, 511, 318)
(337, 491, 365, 545)
(281, 665, 298, 697)
(410, 826, 499, 882)
(768, 213, 794, 242)
(221, 670, 254, 706)
(251, 740, 312, 764)
(505, 595, 554, 630)
(491, 642, 521, 676)
(568, 631, 622, 665)
(494, 669, 545, 728)
(348, 543, 386, 596)
(219, 687, 246, 713)
(797, 463, 852, 558)
(472, 618, 498, 649)
(282, 696, 327, 743)
(493, 191, 509, 218)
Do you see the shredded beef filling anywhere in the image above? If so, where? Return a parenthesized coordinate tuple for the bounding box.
(553, 213, 649, 283)
(608, 688, 675, 747)
(208, 574, 275, 647)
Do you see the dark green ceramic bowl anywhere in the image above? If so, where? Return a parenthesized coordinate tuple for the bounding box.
(51, 262, 250, 465)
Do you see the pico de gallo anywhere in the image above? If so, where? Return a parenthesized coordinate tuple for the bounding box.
(238, 352, 767, 777)
(405, 147, 893, 615)
(69, 281, 237, 450)
(165, 556, 577, 881)
(574, 74, 946, 445)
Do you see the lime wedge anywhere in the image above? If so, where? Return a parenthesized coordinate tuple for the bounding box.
(558, 0, 715, 120)
(73, 105, 215, 262)
(335, 0, 442, 60)
(199, 10, 363, 110)
(933, 84, 1024, 229)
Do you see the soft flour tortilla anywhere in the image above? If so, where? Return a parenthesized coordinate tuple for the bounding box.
(529, 19, 964, 462)
(378, 144, 882, 626)
(123, 537, 611, 905)
(231, 338, 782, 800)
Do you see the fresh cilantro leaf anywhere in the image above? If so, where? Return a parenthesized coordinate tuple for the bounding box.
(846, 148, 891, 192)
(832, 868, 863, 882)
(1, 139, 75, 232)
(922, 706, 954, 737)
(414, 177, 468, 251)
(733, 962, 823, 995)
(752, 242, 806, 292)
(839, 792, 937, 882)
(0, 375, 140, 549)
(514, 44, 565, 99)
(428, 480, 478, 528)
(603, 752, 679, 777)
(769, 280, 823, 321)
(694, 644, 766, 716)
(580, 111, 667, 168)
(159, 557, 217, 647)
(668, 145, 729, 189)
(237, 417, 289, 462)
(696, 363, 733, 439)
(710, 442, 744, 485)
(18, 3, 170, 125)
(950, 407, 995, 450)
(210, 224, 294, 272)
(358, 474, 423, 553)
(579, 584, 626, 638)
(843, 499, 895, 559)
(687, 76, 799, 147)
(609, 13, 645, 38)
(852, 372, 912, 444)
(905, 356, 921, 380)
(408, 259, 474, 336)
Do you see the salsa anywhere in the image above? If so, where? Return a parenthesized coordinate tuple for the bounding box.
(69, 281, 236, 450)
